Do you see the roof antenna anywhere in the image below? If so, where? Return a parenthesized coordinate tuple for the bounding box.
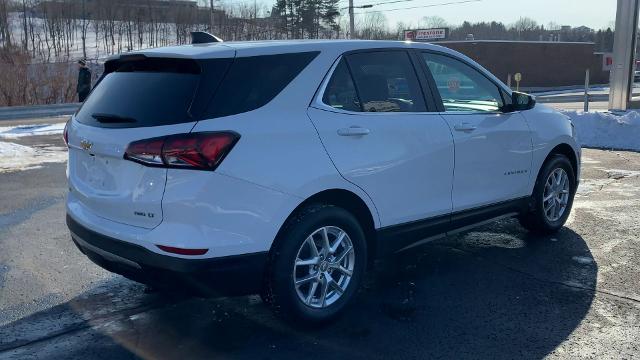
(191, 31, 223, 44)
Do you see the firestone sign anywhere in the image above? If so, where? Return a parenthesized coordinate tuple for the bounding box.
(404, 28, 448, 42)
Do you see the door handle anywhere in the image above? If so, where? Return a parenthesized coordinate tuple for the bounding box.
(337, 126, 370, 137)
(454, 122, 477, 132)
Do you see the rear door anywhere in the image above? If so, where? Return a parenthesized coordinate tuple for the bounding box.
(419, 51, 532, 211)
(67, 55, 232, 229)
(308, 50, 454, 227)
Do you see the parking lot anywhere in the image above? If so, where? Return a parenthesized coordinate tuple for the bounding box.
(0, 121, 639, 359)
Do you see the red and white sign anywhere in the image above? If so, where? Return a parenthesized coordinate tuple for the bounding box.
(414, 28, 447, 41)
(404, 30, 415, 41)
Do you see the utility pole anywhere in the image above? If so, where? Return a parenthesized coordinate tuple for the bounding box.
(348, 0, 354, 39)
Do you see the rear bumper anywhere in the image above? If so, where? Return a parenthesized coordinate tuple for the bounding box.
(67, 215, 268, 296)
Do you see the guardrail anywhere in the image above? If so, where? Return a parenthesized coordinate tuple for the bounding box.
(535, 94, 609, 104)
(535, 89, 640, 104)
(0, 103, 80, 121)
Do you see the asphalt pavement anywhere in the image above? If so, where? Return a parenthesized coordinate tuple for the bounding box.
(0, 119, 639, 359)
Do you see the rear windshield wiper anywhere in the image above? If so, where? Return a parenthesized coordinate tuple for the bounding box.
(92, 113, 137, 123)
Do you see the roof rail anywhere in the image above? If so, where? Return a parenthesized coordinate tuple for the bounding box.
(191, 31, 223, 44)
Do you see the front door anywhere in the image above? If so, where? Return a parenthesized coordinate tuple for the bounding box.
(420, 52, 533, 212)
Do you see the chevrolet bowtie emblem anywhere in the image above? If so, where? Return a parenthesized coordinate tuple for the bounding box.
(80, 139, 93, 151)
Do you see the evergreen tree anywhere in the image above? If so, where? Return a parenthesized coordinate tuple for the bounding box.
(272, 0, 340, 39)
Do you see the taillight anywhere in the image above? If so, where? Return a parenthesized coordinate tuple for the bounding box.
(63, 119, 70, 146)
(125, 138, 164, 165)
(124, 132, 239, 170)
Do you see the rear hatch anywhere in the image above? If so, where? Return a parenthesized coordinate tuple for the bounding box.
(68, 54, 233, 229)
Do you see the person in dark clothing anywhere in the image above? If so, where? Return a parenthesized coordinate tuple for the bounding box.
(77, 59, 92, 102)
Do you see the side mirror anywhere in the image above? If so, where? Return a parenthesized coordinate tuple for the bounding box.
(510, 91, 536, 111)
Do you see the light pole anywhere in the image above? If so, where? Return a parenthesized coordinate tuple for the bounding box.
(609, 0, 640, 111)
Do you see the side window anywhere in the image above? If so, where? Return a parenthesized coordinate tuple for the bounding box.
(208, 51, 319, 118)
(322, 59, 361, 112)
(422, 53, 504, 113)
(346, 51, 426, 112)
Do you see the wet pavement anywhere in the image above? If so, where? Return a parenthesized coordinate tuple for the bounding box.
(0, 132, 639, 359)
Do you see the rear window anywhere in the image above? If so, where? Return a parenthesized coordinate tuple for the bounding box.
(76, 52, 318, 128)
(76, 57, 231, 128)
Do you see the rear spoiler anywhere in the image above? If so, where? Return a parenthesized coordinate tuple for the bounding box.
(93, 33, 223, 87)
(93, 55, 202, 92)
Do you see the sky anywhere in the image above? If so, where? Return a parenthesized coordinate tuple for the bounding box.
(338, 0, 617, 30)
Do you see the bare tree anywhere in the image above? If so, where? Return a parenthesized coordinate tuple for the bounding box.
(512, 16, 538, 40)
(209, 0, 214, 31)
(358, 11, 388, 40)
(0, 0, 12, 47)
(80, 0, 88, 58)
(418, 15, 447, 29)
(21, 0, 28, 50)
(546, 21, 561, 31)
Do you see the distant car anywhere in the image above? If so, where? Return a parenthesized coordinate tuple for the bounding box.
(65, 39, 580, 324)
(634, 70, 640, 83)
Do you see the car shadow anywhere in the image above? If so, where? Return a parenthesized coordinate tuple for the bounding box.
(0, 219, 596, 360)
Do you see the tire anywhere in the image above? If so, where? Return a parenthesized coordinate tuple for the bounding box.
(264, 204, 367, 325)
(519, 154, 576, 235)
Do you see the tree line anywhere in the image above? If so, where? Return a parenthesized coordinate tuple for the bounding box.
(0, 1, 616, 62)
(0, 0, 617, 107)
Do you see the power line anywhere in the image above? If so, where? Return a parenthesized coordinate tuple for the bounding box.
(340, 3, 373, 9)
(356, 0, 428, 6)
(353, 0, 481, 14)
(356, 0, 481, 13)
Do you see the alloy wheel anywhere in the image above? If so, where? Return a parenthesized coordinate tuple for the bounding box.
(542, 168, 570, 222)
(293, 226, 355, 309)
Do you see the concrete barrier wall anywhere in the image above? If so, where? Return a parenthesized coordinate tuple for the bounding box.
(0, 103, 79, 121)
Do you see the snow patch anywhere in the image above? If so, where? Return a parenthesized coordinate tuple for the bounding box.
(0, 141, 67, 173)
(604, 169, 640, 180)
(0, 123, 65, 139)
(562, 110, 640, 151)
(576, 179, 615, 196)
(581, 156, 601, 164)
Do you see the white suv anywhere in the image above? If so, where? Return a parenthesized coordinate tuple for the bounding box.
(65, 39, 580, 324)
